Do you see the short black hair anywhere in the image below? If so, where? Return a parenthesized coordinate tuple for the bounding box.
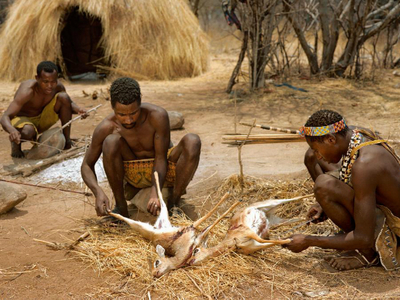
(36, 61, 58, 76)
(305, 109, 349, 142)
(110, 77, 141, 107)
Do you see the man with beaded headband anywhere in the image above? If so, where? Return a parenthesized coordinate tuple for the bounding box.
(284, 109, 400, 271)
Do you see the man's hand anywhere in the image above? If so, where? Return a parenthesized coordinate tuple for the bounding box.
(95, 192, 111, 216)
(282, 234, 309, 253)
(9, 130, 21, 144)
(307, 203, 327, 223)
(147, 196, 161, 216)
(72, 103, 89, 119)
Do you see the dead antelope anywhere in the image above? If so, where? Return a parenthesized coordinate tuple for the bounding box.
(108, 171, 237, 277)
(188, 194, 313, 266)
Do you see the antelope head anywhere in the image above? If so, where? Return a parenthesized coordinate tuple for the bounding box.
(151, 244, 187, 278)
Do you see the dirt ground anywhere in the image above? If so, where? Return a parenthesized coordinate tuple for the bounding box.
(1, 47, 400, 299)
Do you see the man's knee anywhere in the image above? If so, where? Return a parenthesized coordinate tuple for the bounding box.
(21, 125, 36, 140)
(182, 133, 201, 155)
(314, 174, 336, 204)
(56, 92, 72, 107)
(102, 134, 121, 157)
(304, 148, 316, 167)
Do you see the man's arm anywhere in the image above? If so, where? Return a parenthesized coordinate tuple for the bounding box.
(287, 158, 378, 252)
(147, 109, 171, 215)
(0, 84, 34, 143)
(81, 120, 114, 216)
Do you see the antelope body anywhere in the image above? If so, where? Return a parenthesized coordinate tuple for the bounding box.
(189, 194, 312, 265)
(109, 172, 234, 277)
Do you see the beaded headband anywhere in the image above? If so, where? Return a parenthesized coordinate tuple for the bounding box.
(299, 119, 346, 137)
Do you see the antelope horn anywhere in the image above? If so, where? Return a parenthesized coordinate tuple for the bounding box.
(193, 192, 230, 228)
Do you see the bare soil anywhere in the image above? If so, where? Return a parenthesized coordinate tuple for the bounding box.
(1, 52, 400, 299)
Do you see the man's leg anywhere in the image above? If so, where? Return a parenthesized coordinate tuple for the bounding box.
(53, 92, 73, 149)
(11, 124, 36, 158)
(168, 133, 201, 210)
(102, 134, 136, 217)
(314, 174, 377, 270)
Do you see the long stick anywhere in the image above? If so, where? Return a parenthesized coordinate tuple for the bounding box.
(40, 104, 102, 145)
(0, 178, 92, 196)
(240, 122, 301, 135)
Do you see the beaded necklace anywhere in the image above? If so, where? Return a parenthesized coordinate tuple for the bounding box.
(339, 130, 362, 185)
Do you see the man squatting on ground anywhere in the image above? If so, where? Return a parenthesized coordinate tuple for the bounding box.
(81, 77, 201, 218)
(0, 61, 87, 158)
(284, 109, 400, 271)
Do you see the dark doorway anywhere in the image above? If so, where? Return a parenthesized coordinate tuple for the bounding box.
(61, 7, 108, 79)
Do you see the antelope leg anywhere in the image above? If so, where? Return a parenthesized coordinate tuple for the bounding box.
(109, 212, 156, 241)
(249, 193, 314, 211)
(153, 171, 172, 229)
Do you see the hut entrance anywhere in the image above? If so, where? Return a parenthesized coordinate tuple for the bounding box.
(61, 7, 108, 80)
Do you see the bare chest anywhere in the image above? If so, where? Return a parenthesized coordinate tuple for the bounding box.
(19, 94, 55, 117)
(116, 124, 156, 158)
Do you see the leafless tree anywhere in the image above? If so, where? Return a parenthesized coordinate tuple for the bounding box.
(227, 0, 282, 93)
(284, 0, 400, 77)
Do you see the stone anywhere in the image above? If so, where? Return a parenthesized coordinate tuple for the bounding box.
(127, 187, 170, 213)
(26, 127, 66, 160)
(0, 182, 27, 214)
(168, 111, 184, 130)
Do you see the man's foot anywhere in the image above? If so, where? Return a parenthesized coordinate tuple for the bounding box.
(11, 142, 24, 158)
(168, 205, 184, 217)
(64, 139, 73, 150)
(324, 250, 379, 271)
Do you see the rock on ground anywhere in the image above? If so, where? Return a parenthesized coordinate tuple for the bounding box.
(168, 111, 185, 130)
(0, 182, 27, 214)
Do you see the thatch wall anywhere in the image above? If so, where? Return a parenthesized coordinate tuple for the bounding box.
(0, 0, 209, 81)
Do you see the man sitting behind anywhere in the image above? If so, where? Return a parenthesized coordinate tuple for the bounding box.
(284, 109, 400, 271)
(81, 77, 201, 218)
(0, 61, 87, 157)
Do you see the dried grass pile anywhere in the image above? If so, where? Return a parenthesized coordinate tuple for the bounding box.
(0, 0, 208, 81)
(70, 174, 362, 299)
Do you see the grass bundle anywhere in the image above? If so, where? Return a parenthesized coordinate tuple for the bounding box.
(0, 0, 209, 81)
(71, 175, 396, 299)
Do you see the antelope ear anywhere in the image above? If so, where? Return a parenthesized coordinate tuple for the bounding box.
(156, 245, 165, 258)
(202, 235, 209, 248)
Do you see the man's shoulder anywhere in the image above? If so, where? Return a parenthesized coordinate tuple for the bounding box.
(142, 103, 167, 115)
(95, 114, 116, 132)
(142, 103, 168, 122)
(14, 80, 36, 100)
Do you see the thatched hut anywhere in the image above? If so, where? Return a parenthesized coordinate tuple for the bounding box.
(0, 0, 209, 81)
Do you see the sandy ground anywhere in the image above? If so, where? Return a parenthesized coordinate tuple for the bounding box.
(1, 50, 400, 299)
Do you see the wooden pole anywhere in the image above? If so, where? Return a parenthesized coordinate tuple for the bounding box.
(0, 178, 92, 196)
(239, 122, 300, 135)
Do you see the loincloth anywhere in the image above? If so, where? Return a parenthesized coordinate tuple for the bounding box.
(123, 147, 176, 189)
(375, 205, 400, 271)
(10, 94, 59, 137)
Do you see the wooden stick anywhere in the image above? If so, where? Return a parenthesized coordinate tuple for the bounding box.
(238, 119, 256, 191)
(40, 104, 102, 145)
(240, 122, 300, 135)
(0, 178, 92, 196)
(20, 139, 64, 152)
